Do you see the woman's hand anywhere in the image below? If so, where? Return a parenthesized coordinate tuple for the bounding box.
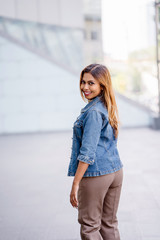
(70, 183, 79, 208)
(69, 162, 89, 208)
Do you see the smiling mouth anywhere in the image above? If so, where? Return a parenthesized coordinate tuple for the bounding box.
(84, 91, 91, 95)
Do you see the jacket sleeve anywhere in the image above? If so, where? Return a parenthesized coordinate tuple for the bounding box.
(77, 110, 103, 165)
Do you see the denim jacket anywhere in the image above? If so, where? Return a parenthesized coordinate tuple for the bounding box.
(67, 95, 123, 177)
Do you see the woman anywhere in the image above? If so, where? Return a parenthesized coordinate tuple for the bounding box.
(68, 63, 123, 240)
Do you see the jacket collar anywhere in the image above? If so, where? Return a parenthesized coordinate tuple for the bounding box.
(80, 95, 101, 113)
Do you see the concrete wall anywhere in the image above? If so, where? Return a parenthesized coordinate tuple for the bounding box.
(0, 34, 152, 134)
(0, 36, 85, 134)
(116, 93, 152, 128)
(0, 0, 83, 28)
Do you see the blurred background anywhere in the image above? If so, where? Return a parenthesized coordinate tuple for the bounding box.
(0, 0, 160, 133)
(0, 0, 160, 240)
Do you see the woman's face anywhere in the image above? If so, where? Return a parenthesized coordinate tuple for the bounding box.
(80, 73, 102, 100)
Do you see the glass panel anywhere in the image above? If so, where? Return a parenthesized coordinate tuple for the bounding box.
(0, 16, 83, 73)
(3, 19, 25, 42)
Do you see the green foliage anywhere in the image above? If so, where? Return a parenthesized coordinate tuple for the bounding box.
(110, 46, 156, 95)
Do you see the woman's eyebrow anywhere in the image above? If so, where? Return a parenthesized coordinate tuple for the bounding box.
(82, 79, 95, 82)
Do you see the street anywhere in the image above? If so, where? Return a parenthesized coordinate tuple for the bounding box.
(0, 127, 160, 240)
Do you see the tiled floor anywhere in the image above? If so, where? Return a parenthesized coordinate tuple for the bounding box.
(0, 127, 160, 240)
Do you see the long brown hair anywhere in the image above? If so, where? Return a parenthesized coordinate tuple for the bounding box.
(79, 63, 120, 139)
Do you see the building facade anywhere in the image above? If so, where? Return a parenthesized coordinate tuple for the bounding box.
(83, 0, 103, 65)
(0, 0, 105, 134)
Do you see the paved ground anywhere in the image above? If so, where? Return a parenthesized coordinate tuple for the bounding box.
(0, 127, 160, 240)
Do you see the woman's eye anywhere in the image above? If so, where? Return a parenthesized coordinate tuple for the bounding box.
(81, 81, 94, 85)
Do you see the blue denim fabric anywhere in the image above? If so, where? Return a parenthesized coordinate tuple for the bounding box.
(67, 95, 123, 177)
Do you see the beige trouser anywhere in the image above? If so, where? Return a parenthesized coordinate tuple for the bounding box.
(78, 168, 123, 240)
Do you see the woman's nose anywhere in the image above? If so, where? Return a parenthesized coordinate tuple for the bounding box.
(83, 84, 89, 90)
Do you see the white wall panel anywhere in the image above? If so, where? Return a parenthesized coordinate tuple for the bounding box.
(0, 0, 83, 28)
(38, 0, 60, 25)
(16, 0, 38, 22)
(0, 0, 15, 18)
(60, 0, 83, 28)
